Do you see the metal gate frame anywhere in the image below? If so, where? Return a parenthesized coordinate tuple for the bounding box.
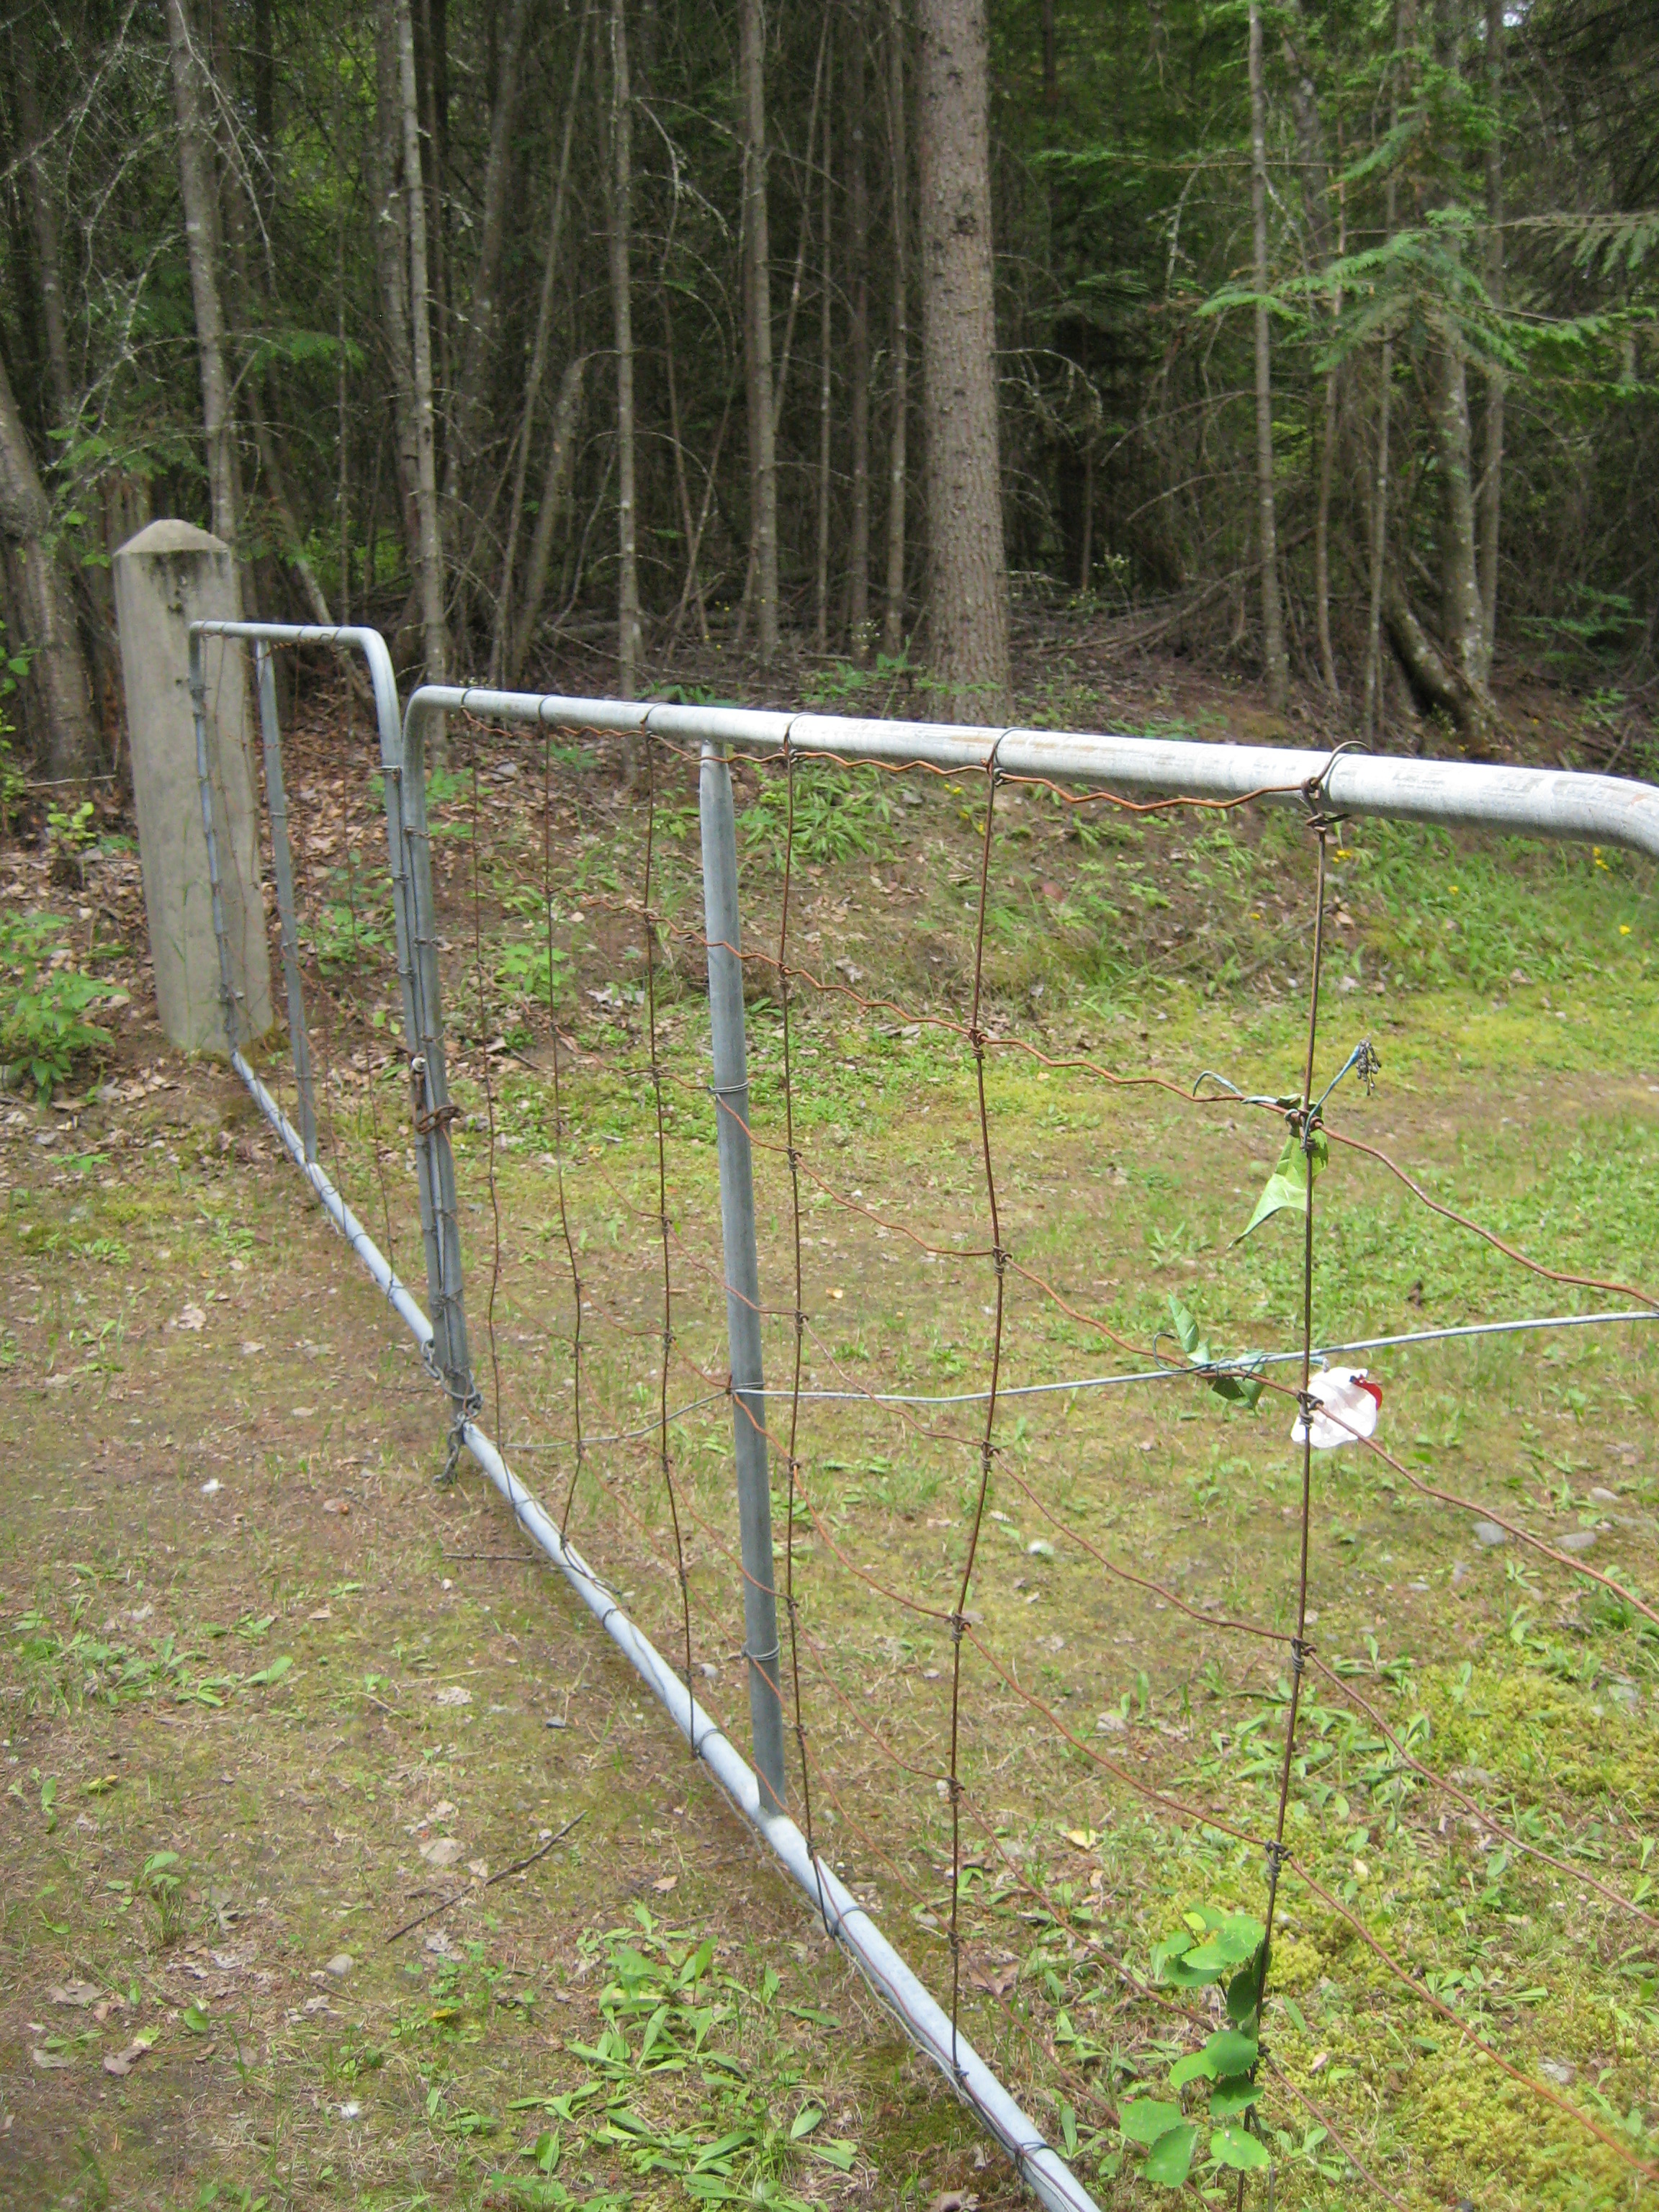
(187, 629, 1659, 2212)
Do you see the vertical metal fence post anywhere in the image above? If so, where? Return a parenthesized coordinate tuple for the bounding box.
(699, 741, 787, 1810)
(253, 642, 318, 1162)
(390, 695, 475, 1457)
(187, 631, 243, 1055)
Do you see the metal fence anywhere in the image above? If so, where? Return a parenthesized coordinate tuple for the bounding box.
(188, 621, 1659, 2211)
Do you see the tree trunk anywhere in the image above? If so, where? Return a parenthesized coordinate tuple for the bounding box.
(1434, 338, 1490, 729)
(916, 0, 1009, 717)
(14, 24, 73, 431)
(1383, 570, 1494, 745)
(511, 356, 586, 683)
(1283, 1, 1340, 699)
(491, 19, 585, 686)
(0, 349, 99, 778)
(663, 287, 709, 644)
(770, 20, 831, 446)
(608, 0, 642, 703)
(815, 26, 835, 657)
(883, 0, 911, 665)
(739, 0, 779, 666)
(1246, 0, 1287, 711)
(1361, 343, 1393, 740)
(392, 0, 450, 726)
(372, 4, 423, 598)
(165, 0, 240, 569)
(847, 0, 872, 657)
(1476, 0, 1503, 679)
(442, 0, 530, 543)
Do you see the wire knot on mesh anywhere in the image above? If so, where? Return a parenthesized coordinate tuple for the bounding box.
(408, 1055, 458, 1136)
(1289, 1635, 1313, 1677)
(950, 1611, 969, 1645)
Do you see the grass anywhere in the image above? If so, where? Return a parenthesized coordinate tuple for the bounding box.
(3, 732, 1657, 2209)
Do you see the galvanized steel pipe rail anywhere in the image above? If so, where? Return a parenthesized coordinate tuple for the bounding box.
(400, 684, 1659, 859)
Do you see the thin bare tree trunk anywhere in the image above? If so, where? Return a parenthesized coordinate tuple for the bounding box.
(0, 350, 98, 778)
(740, 0, 779, 665)
(1362, 39, 1401, 742)
(1284, 2, 1341, 701)
(392, 0, 449, 732)
(608, 0, 642, 706)
(491, 20, 586, 686)
(882, 0, 910, 664)
(1314, 161, 1344, 702)
(668, 385, 733, 649)
(1476, 0, 1503, 680)
(442, 0, 530, 541)
(372, 5, 423, 604)
(770, 18, 830, 443)
(815, 28, 835, 656)
(916, 0, 1008, 716)
(511, 356, 586, 683)
(847, 0, 871, 657)
(1247, 0, 1287, 711)
(14, 27, 73, 431)
(165, 0, 240, 570)
(663, 288, 710, 645)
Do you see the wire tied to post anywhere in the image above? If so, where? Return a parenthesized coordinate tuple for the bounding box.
(408, 1055, 458, 1135)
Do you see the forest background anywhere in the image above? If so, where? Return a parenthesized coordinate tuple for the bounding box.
(0, 0, 1655, 779)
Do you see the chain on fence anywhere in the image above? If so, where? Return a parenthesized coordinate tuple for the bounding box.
(205, 635, 1659, 2209)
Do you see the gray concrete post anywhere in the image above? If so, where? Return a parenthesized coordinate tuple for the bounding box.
(699, 742, 787, 1810)
(113, 521, 271, 1052)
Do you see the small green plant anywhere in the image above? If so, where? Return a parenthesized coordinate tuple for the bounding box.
(47, 797, 97, 883)
(142, 1848, 189, 1946)
(739, 765, 892, 867)
(1118, 1907, 1270, 2188)
(0, 912, 124, 1101)
(496, 936, 570, 1007)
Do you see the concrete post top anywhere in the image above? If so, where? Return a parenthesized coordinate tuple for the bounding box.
(114, 518, 230, 562)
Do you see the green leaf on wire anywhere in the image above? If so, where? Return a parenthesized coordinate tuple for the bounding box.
(1166, 1295, 1264, 1412)
(1239, 1127, 1328, 1239)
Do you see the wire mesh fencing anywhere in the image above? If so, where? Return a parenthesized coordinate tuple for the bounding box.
(192, 630, 1659, 2209)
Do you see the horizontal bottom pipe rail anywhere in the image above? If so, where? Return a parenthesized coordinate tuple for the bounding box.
(230, 1050, 1102, 2212)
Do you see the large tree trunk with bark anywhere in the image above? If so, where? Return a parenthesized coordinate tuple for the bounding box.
(0, 350, 98, 778)
(1246, 0, 1287, 711)
(739, 0, 779, 667)
(608, 0, 642, 703)
(165, 0, 240, 571)
(1434, 338, 1490, 722)
(915, 0, 1008, 718)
